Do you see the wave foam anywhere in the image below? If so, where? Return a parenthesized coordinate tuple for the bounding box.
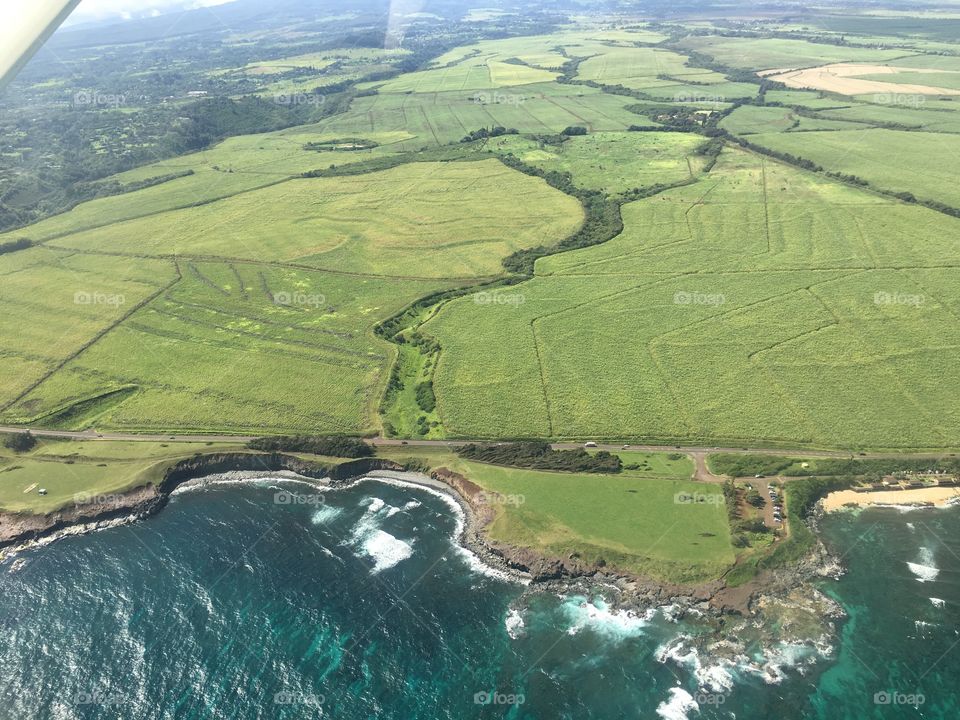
(505, 609, 525, 640)
(362, 530, 413, 573)
(907, 547, 939, 583)
(561, 597, 649, 640)
(311, 506, 343, 525)
(656, 688, 698, 720)
(346, 476, 520, 583)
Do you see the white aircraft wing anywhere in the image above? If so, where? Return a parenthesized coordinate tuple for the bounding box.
(0, 0, 83, 91)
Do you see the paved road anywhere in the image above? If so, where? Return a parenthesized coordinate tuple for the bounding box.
(0, 425, 954, 460)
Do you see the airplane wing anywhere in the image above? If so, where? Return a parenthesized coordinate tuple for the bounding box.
(0, 0, 83, 91)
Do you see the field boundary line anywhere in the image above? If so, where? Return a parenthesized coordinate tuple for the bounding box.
(31, 175, 295, 247)
(40, 245, 487, 284)
(0, 261, 183, 414)
(529, 320, 555, 436)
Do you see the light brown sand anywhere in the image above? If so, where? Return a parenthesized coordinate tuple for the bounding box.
(762, 63, 960, 96)
(822, 486, 960, 511)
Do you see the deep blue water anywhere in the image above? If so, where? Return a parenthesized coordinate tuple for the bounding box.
(0, 477, 958, 719)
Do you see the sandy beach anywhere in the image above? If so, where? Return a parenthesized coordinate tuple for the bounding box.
(822, 486, 960, 511)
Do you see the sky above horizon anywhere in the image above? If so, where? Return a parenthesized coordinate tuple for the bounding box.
(68, 0, 233, 24)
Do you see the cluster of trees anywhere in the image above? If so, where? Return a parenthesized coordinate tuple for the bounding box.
(460, 126, 519, 142)
(2, 431, 36, 453)
(498, 155, 623, 275)
(458, 441, 623, 473)
(0, 238, 32, 255)
(415, 381, 436, 413)
(247, 435, 374, 458)
(561, 126, 587, 136)
(304, 138, 379, 152)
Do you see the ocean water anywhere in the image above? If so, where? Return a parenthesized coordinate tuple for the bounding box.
(0, 477, 957, 719)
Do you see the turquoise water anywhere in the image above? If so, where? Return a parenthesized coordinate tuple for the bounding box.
(0, 477, 958, 719)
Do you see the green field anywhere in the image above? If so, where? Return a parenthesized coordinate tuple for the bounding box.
(459, 460, 735, 582)
(0, 156, 582, 434)
(4, 24, 960, 455)
(744, 127, 960, 208)
(719, 105, 863, 134)
(424, 147, 960, 449)
(48, 160, 582, 278)
(488, 132, 708, 193)
(677, 35, 909, 70)
(0, 439, 242, 513)
(313, 83, 645, 147)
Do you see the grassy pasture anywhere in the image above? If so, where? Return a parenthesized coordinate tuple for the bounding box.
(745, 128, 960, 208)
(426, 148, 960, 449)
(1, 153, 581, 434)
(51, 160, 583, 279)
(0, 248, 175, 411)
(313, 83, 643, 147)
(761, 90, 853, 109)
(487, 131, 707, 193)
(4, 262, 446, 433)
(676, 36, 909, 71)
(0, 439, 242, 513)
(854, 70, 960, 92)
(460, 460, 735, 582)
(574, 45, 759, 100)
(0, 128, 418, 245)
(720, 105, 865, 134)
(814, 103, 960, 132)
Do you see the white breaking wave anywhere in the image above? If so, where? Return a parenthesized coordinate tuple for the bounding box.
(362, 530, 414, 573)
(505, 608, 525, 639)
(656, 687, 698, 720)
(907, 547, 940, 583)
(655, 635, 737, 693)
(560, 597, 650, 640)
(344, 476, 521, 583)
(930, 597, 946, 608)
(346, 495, 414, 573)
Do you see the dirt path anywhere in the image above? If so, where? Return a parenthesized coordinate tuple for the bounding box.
(692, 451, 724, 483)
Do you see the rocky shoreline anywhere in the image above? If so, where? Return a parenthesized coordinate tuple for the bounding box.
(0, 452, 842, 621)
